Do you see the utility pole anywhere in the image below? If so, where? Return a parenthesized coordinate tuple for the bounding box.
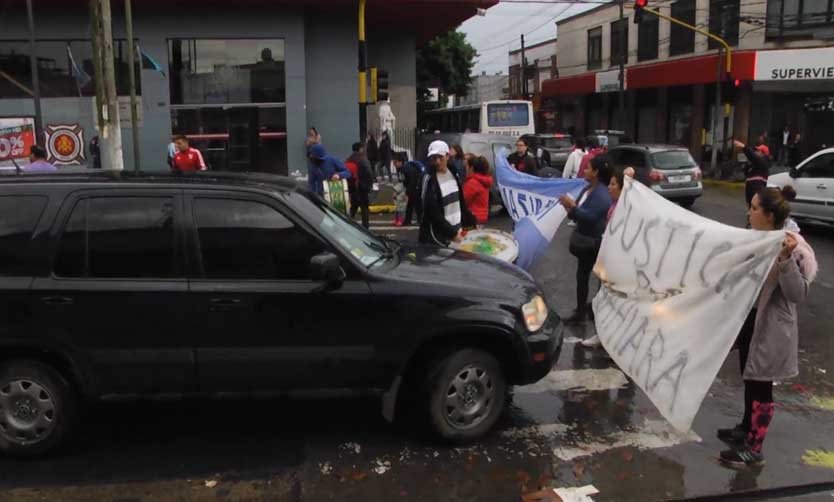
(357, 0, 368, 141)
(520, 34, 526, 99)
(90, 0, 124, 171)
(124, 0, 140, 173)
(618, 0, 626, 133)
(25, 0, 43, 141)
(711, 48, 722, 176)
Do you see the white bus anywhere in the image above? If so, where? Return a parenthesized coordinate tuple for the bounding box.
(424, 100, 535, 137)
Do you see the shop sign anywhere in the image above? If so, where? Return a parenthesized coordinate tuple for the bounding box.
(755, 47, 834, 81)
(595, 69, 626, 93)
(0, 118, 36, 163)
(44, 124, 86, 166)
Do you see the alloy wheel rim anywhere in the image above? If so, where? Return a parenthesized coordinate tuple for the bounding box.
(0, 379, 56, 445)
(443, 364, 495, 430)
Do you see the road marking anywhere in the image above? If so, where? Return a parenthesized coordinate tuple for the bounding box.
(369, 225, 418, 231)
(514, 368, 629, 394)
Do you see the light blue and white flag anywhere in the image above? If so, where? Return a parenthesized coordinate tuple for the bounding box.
(496, 149, 587, 270)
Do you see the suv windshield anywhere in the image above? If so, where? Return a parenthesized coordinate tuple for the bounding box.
(288, 192, 390, 268)
(652, 150, 697, 170)
(541, 137, 573, 149)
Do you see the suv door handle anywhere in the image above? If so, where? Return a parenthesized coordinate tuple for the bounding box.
(817, 184, 827, 190)
(208, 298, 242, 312)
(41, 296, 74, 306)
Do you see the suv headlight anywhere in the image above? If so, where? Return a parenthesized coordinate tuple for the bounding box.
(522, 295, 548, 332)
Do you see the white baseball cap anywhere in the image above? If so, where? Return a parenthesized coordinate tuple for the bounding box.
(427, 140, 450, 158)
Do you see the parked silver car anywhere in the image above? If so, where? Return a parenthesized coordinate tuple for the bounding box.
(768, 147, 834, 226)
(608, 144, 703, 208)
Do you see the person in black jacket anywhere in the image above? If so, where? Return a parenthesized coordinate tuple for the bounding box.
(366, 133, 379, 178)
(393, 152, 425, 226)
(346, 142, 374, 228)
(735, 139, 771, 208)
(419, 141, 475, 246)
(379, 131, 392, 180)
(507, 137, 538, 175)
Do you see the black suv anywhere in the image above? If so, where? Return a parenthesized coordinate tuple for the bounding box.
(0, 171, 562, 456)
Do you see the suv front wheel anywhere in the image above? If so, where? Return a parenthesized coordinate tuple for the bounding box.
(0, 360, 77, 457)
(424, 349, 507, 443)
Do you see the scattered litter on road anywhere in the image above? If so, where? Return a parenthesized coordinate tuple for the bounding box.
(810, 396, 834, 411)
(373, 459, 392, 475)
(553, 420, 701, 461)
(802, 449, 834, 469)
(553, 484, 599, 502)
(319, 462, 333, 475)
(516, 368, 629, 394)
(204, 480, 218, 488)
(340, 442, 362, 454)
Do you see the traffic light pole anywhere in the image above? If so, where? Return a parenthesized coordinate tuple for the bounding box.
(618, 0, 625, 134)
(635, 4, 732, 174)
(358, 0, 368, 141)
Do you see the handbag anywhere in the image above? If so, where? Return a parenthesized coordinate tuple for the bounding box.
(569, 229, 598, 257)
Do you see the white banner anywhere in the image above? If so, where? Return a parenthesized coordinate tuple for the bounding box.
(755, 47, 834, 81)
(592, 178, 784, 431)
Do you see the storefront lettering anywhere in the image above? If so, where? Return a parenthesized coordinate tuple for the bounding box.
(770, 66, 834, 80)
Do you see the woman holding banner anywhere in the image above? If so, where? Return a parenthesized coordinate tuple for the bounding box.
(718, 186, 817, 468)
(558, 155, 613, 325)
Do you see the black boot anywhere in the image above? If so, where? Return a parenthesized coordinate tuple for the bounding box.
(564, 308, 587, 325)
(717, 424, 747, 445)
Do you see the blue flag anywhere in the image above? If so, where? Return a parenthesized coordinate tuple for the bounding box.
(66, 44, 91, 95)
(496, 149, 587, 270)
(137, 44, 166, 77)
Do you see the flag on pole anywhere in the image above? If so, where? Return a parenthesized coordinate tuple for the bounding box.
(66, 44, 91, 95)
(495, 149, 587, 270)
(136, 44, 166, 77)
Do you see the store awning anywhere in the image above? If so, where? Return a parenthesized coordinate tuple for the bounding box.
(541, 50, 757, 98)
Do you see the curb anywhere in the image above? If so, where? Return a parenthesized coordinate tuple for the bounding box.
(369, 204, 395, 214)
(703, 179, 744, 190)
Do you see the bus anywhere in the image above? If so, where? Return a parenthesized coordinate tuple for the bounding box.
(424, 100, 535, 137)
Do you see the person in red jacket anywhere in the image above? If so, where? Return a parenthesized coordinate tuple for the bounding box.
(463, 155, 493, 225)
(171, 135, 207, 172)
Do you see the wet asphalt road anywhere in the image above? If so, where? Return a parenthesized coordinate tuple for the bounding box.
(1, 185, 833, 502)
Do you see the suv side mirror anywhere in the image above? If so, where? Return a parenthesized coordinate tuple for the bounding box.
(310, 252, 345, 291)
(789, 167, 799, 178)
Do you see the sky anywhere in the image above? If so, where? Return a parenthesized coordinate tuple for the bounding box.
(459, 1, 598, 76)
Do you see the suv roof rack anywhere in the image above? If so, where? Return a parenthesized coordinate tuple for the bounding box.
(0, 169, 301, 190)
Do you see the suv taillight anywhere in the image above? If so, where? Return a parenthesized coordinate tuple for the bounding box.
(648, 169, 666, 182)
(693, 167, 702, 180)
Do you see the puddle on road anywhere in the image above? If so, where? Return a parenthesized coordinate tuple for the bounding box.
(515, 368, 629, 394)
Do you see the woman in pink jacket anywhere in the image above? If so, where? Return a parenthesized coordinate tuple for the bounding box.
(718, 185, 818, 468)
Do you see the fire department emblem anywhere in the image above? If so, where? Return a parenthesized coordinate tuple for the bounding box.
(44, 124, 85, 165)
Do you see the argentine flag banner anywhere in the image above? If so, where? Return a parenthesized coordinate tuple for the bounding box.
(496, 149, 587, 270)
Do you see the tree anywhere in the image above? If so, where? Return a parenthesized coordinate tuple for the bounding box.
(417, 30, 477, 112)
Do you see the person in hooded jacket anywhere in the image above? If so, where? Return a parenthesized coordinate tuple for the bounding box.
(463, 155, 493, 225)
(345, 142, 374, 228)
(717, 185, 817, 468)
(419, 140, 476, 246)
(307, 143, 352, 196)
(393, 152, 426, 226)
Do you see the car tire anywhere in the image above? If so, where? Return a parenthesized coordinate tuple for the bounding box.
(0, 359, 78, 458)
(423, 349, 506, 443)
(679, 197, 696, 209)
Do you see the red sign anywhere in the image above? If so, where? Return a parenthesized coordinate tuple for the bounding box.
(0, 124, 35, 161)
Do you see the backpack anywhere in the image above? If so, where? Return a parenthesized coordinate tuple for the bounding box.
(344, 160, 360, 189)
(358, 161, 374, 193)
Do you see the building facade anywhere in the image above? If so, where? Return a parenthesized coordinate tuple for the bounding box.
(456, 73, 509, 106)
(508, 38, 558, 132)
(544, 0, 834, 163)
(0, 0, 494, 173)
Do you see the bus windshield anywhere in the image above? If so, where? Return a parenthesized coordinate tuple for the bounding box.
(486, 103, 530, 128)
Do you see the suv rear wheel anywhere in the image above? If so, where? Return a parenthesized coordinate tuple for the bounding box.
(423, 349, 506, 443)
(0, 360, 77, 457)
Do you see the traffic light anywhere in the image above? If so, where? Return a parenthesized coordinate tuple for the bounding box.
(371, 67, 389, 103)
(723, 73, 744, 106)
(633, 0, 647, 23)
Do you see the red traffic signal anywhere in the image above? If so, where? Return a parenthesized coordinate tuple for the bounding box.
(633, 0, 648, 23)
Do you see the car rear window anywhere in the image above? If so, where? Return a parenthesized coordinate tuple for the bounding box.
(652, 150, 697, 170)
(0, 195, 48, 276)
(542, 137, 573, 149)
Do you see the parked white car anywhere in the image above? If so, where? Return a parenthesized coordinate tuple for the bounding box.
(768, 147, 834, 226)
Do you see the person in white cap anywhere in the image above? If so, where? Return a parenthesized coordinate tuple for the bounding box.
(418, 140, 475, 246)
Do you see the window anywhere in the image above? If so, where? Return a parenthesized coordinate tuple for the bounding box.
(800, 152, 834, 178)
(0, 40, 140, 99)
(54, 197, 176, 278)
(587, 27, 603, 70)
(766, 0, 834, 38)
(652, 150, 697, 169)
(709, 0, 740, 48)
(168, 39, 285, 105)
(612, 149, 647, 169)
(638, 16, 660, 61)
(194, 198, 324, 280)
(610, 19, 629, 66)
(670, 0, 696, 56)
(486, 103, 530, 127)
(0, 195, 47, 275)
